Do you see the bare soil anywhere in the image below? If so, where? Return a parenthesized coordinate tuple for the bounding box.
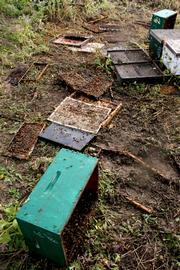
(0, 2, 180, 270)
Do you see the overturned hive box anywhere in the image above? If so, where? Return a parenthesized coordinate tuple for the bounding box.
(150, 9, 177, 30)
(16, 148, 98, 267)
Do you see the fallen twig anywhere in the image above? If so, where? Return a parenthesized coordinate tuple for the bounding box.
(123, 150, 177, 186)
(82, 24, 102, 33)
(18, 63, 34, 83)
(135, 20, 150, 28)
(120, 193, 153, 214)
(94, 142, 179, 188)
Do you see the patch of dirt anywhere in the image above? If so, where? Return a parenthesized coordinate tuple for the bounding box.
(6, 64, 29, 86)
(160, 85, 179, 95)
(0, 2, 180, 270)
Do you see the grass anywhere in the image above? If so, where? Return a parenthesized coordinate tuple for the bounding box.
(95, 54, 114, 74)
(0, 0, 180, 269)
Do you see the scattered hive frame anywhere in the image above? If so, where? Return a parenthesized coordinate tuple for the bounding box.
(19, 62, 49, 83)
(59, 70, 112, 98)
(7, 123, 44, 160)
(48, 97, 111, 134)
(53, 34, 92, 47)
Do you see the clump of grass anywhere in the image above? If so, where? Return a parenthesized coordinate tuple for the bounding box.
(84, 0, 116, 19)
(0, 204, 26, 251)
(0, 0, 31, 17)
(35, 0, 116, 22)
(95, 54, 114, 74)
(149, 0, 180, 10)
(0, 16, 48, 69)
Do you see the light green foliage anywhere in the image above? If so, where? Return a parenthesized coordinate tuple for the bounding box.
(46, 0, 77, 22)
(35, 0, 116, 22)
(0, 1, 48, 68)
(0, 0, 31, 17)
(95, 55, 113, 74)
(0, 166, 23, 184)
(0, 166, 26, 251)
(84, 0, 116, 19)
(0, 204, 26, 250)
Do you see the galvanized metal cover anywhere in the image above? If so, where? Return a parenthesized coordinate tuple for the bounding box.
(108, 49, 150, 64)
(150, 29, 180, 44)
(115, 62, 163, 81)
(165, 39, 180, 56)
(39, 123, 95, 150)
(48, 97, 111, 134)
(68, 42, 105, 53)
(153, 9, 177, 18)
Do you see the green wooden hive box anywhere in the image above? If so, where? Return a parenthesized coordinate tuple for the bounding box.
(16, 148, 98, 267)
(150, 9, 177, 30)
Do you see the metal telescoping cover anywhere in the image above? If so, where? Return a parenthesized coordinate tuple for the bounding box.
(108, 49, 151, 65)
(39, 123, 95, 151)
(150, 29, 180, 44)
(115, 62, 164, 82)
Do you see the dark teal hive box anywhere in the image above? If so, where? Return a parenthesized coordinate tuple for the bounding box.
(150, 9, 177, 30)
(16, 148, 98, 267)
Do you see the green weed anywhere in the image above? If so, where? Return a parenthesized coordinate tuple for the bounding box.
(95, 55, 113, 74)
(35, 0, 116, 22)
(84, 0, 116, 19)
(0, 166, 23, 184)
(0, 204, 26, 251)
(0, 0, 31, 17)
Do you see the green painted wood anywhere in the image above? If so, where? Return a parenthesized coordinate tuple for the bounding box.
(149, 35, 163, 60)
(16, 148, 98, 266)
(151, 9, 177, 30)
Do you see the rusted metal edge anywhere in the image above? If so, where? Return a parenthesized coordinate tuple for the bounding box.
(52, 34, 93, 47)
